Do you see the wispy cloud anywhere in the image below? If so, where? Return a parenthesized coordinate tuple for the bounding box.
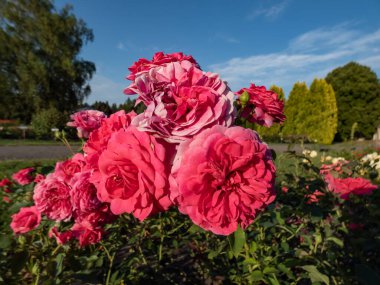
(116, 42, 125, 50)
(210, 33, 240, 44)
(86, 74, 130, 105)
(247, 0, 290, 21)
(209, 24, 380, 95)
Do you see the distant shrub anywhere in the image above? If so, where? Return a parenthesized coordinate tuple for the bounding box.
(31, 107, 67, 139)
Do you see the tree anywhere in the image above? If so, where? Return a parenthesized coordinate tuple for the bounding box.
(282, 82, 309, 138)
(326, 62, 380, 140)
(255, 85, 286, 141)
(0, 0, 95, 123)
(305, 79, 338, 144)
(91, 101, 113, 116)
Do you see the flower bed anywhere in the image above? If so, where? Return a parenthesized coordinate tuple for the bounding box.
(0, 52, 379, 284)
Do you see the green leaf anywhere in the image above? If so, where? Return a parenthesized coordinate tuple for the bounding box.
(55, 253, 64, 276)
(233, 226, 246, 258)
(251, 270, 263, 281)
(326, 237, 343, 248)
(268, 276, 280, 285)
(263, 267, 278, 274)
(302, 265, 330, 285)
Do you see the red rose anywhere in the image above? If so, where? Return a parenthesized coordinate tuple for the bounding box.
(33, 173, 72, 221)
(170, 125, 276, 235)
(92, 127, 172, 221)
(236, 84, 285, 127)
(10, 206, 41, 234)
(12, 167, 34, 185)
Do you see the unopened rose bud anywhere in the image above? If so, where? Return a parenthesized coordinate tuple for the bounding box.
(239, 91, 250, 107)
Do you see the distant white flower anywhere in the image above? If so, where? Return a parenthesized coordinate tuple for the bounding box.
(325, 156, 332, 161)
(309, 150, 318, 158)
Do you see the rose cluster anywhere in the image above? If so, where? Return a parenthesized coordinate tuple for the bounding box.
(10, 52, 285, 245)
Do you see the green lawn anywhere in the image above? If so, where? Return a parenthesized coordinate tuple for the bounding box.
(0, 139, 82, 146)
(0, 159, 57, 177)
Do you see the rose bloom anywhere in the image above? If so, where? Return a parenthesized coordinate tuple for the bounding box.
(12, 167, 35, 185)
(83, 110, 136, 167)
(126, 51, 199, 81)
(49, 226, 73, 245)
(125, 61, 235, 143)
(326, 176, 378, 200)
(70, 171, 105, 222)
(34, 174, 45, 183)
(54, 153, 86, 183)
(33, 173, 72, 221)
(236, 84, 285, 128)
(170, 125, 276, 235)
(0, 178, 12, 187)
(10, 206, 41, 234)
(71, 223, 103, 247)
(306, 190, 325, 204)
(92, 127, 172, 221)
(67, 110, 106, 139)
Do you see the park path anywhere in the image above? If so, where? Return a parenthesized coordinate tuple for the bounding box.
(0, 141, 379, 161)
(0, 145, 82, 160)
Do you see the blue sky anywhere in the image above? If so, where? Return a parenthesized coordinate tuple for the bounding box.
(56, 0, 380, 104)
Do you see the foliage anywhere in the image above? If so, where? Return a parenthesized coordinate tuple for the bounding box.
(325, 62, 380, 141)
(305, 79, 338, 144)
(0, 0, 95, 123)
(282, 82, 309, 138)
(31, 107, 67, 139)
(1, 151, 379, 284)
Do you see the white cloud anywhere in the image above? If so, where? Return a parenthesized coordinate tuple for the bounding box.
(211, 33, 240, 44)
(247, 0, 289, 20)
(86, 74, 131, 105)
(117, 42, 125, 50)
(209, 25, 380, 96)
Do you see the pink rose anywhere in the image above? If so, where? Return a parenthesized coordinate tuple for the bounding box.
(67, 110, 106, 139)
(70, 171, 108, 223)
(12, 167, 34, 185)
(3, 196, 11, 203)
(49, 226, 73, 244)
(10, 206, 41, 234)
(54, 153, 86, 183)
(33, 173, 72, 221)
(306, 190, 325, 204)
(0, 178, 12, 187)
(83, 110, 136, 167)
(126, 61, 235, 142)
(126, 51, 200, 81)
(92, 126, 172, 221)
(34, 174, 45, 183)
(170, 125, 276, 235)
(236, 84, 285, 127)
(326, 176, 378, 200)
(71, 223, 103, 247)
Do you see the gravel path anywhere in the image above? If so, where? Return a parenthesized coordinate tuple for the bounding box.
(0, 145, 82, 160)
(0, 141, 379, 161)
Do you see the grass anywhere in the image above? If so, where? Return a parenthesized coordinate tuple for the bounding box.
(0, 159, 57, 177)
(0, 139, 82, 146)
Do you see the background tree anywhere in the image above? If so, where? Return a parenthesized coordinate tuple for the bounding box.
(326, 62, 380, 140)
(305, 78, 338, 144)
(282, 82, 309, 139)
(255, 85, 286, 141)
(0, 0, 95, 123)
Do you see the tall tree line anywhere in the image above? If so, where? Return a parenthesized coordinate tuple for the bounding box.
(0, 0, 95, 123)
